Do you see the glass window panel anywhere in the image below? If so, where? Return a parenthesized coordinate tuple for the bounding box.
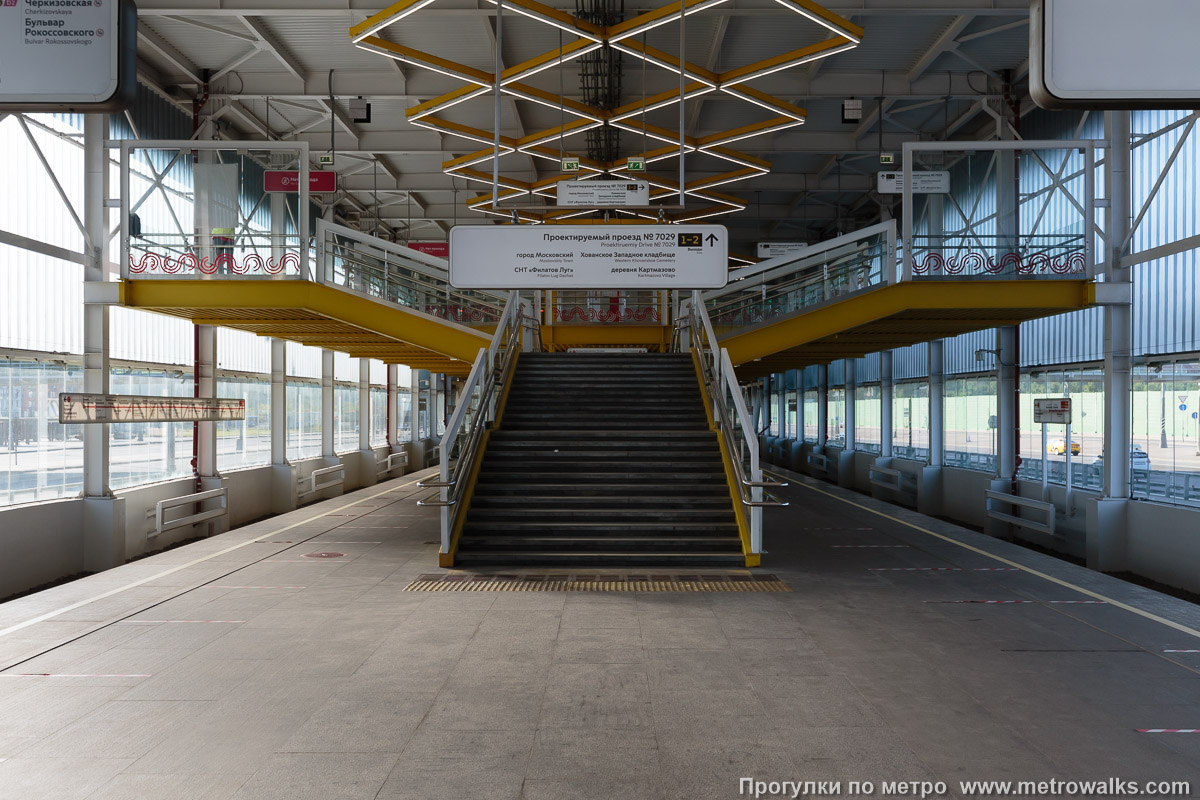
(0, 358, 84, 507)
(108, 368, 194, 490)
(286, 382, 321, 460)
(855, 383, 881, 453)
(334, 384, 358, 454)
(216, 377, 270, 471)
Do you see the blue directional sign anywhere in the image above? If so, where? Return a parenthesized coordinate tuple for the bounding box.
(1181, 404, 1189, 412)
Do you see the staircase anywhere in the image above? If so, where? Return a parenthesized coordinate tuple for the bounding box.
(455, 352, 746, 566)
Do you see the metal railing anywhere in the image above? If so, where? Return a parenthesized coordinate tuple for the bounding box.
(153, 487, 227, 537)
(299, 464, 345, 497)
(377, 451, 408, 477)
(416, 292, 539, 556)
(675, 290, 788, 556)
(702, 221, 898, 332)
(316, 220, 508, 326)
(985, 490, 1056, 537)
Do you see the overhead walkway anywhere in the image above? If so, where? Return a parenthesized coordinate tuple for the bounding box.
(704, 221, 1098, 379)
(120, 220, 501, 375)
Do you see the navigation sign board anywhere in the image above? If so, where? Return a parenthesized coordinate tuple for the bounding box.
(449, 225, 728, 289)
(59, 394, 246, 424)
(0, 0, 136, 111)
(757, 242, 807, 259)
(556, 180, 650, 208)
(264, 171, 336, 193)
(1034, 397, 1072, 424)
(877, 171, 950, 194)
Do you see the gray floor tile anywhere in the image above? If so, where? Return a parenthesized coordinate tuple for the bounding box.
(230, 753, 398, 800)
(279, 690, 435, 753)
(0, 757, 133, 800)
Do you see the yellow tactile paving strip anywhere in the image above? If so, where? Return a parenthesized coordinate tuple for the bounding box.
(403, 574, 790, 592)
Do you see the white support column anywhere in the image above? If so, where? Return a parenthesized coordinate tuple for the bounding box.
(321, 350, 335, 458)
(271, 339, 287, 466)
(881, 352, 893, 458)
(776, 376, 786, 439)
(1104, 111, 1133, 501)
(844, 359, 857, 451)
(996, 327, 1018, 483)
(194, 324, 226, 535)
(993, 104, 1021, 508)
(356, 358, 377, 487)
(796, 369, 806, 441)
(839, 358, 857, 487)
(269, 337, 296, 512)
(358, 360, 370, 452)
(1090, 111, 1134, 571)
(928, 340, 944, 468)
(195, 325, 218, 479)
(817, 364, 829, 448)
(82, 113, 124, 571)
(387, 365, 400, 449)
(83, 115, 109, 499)
(921, 340, 946, 516)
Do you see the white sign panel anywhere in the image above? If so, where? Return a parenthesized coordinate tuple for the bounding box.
(877, 171, 950, 194)
(0, 0, 119, 104)
(59, 394, 246, 424)
(1034, 397, 1072, 425)
(449, 225, 728, 289)
(556, 180, 651, 207)
(757, 242, 807, 259)
(1031, 0, 1200, 108)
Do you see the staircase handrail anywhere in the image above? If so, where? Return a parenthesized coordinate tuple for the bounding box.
(678, 291, 787, 556)
(416, 290, 539, 556)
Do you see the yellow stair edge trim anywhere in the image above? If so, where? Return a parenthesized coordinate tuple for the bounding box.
(690, 349, 756, 566)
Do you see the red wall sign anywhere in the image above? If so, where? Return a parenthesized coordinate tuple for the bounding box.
(264, 171, 337, 193)
(408, 241, 449, 259)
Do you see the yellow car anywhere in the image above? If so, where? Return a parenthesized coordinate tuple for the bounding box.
(1046, 438, 1081, 456)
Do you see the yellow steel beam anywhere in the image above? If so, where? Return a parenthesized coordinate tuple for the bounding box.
(543, 325, 670, 350)
(720, 280, 1094, 367)
(123, 280, 491, 363)
(360, 37, 493, 85)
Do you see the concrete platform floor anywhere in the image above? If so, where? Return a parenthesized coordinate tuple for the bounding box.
(1, 466, 1200, 799)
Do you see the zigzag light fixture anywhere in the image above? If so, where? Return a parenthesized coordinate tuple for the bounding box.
(350, 0, 863, 223)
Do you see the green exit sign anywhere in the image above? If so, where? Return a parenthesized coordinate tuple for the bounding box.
(319, 154, 335, 165)
(626, 157, 646, 172)
(879, 152, 895, 165)
(561, 157, 580, 172)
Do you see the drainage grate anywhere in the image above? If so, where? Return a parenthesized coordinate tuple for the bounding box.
(403, 573, 790, 593)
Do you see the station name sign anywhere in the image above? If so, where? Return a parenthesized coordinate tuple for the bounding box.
(449, 225, 728, 289)
(59, 394, 246, 424)
(0, 0, 137, 111)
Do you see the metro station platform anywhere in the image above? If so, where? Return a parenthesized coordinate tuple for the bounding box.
(1, 469, 1199, 800)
